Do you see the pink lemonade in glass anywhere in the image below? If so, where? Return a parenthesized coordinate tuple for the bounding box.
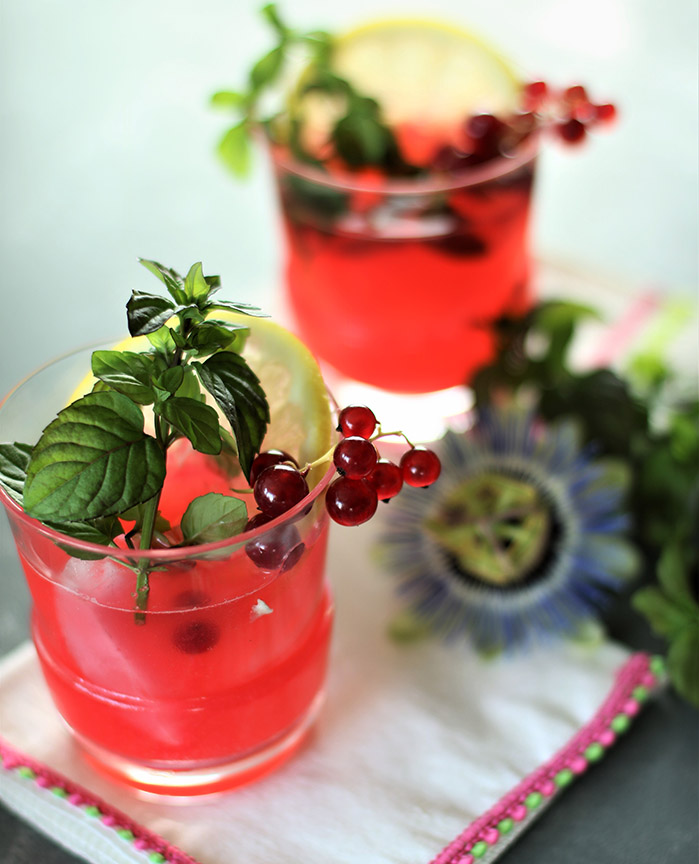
(0, 345, 335, 796)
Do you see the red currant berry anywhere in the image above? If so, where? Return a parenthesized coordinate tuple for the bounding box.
(173, 620, 220, 654)
(253, 463, 309, 518)
(557, 118, 586, 144)
(522, 80, 548, 110)
(245, 524, 304, 572)
(366, 459, 403, 501)
(464, 113, 505, 159)
(333, 436, 378, 479)
(563, 84, 588, 105)
(325, 477, 378, 526)
(249, 449, 298, 485)
(337, 405, 377, 439)
(400, 447, 442, 488)
(593, 103, 617, 124)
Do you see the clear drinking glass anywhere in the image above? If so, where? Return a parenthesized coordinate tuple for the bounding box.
(271, 134, 538, 396)
(0, 345, 335, 796)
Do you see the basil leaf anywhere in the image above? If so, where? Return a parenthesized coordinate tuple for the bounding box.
(156, 397, 222, 455)
(218, 122, 251, 177)
(180, 493, 247, 544)
(91, 351, 156, 404)
(126, 290, 176, 336)
(250, 46, 284, 92)
(210, 90, 247, 110)
(24, 391, 166, 521)
(194, 352, 269, 481)
(175, 367, 205, 402)
(139, 259, 186, 304)
(0, 442, 33, 503)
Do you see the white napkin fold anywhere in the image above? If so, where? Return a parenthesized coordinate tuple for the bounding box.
(0, 521, 632, 864)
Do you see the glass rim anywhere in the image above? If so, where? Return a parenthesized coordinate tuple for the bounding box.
(265, 129, 539, 195)
(0, 340, 336, 562)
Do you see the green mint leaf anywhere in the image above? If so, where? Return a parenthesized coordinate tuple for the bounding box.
(209, 300, 267, 318)
(120, 501, 171, 534)
(667, 626, 699, 708)
(250, 46, 284, 92)
(194, 352, 269, 481)
(126, 290, 176, 336)
(139, 259, 186, 303)
(210, 90, 247, 110)
(631, 587, 691, 638)
(91, 351, 156, 405)
(188, 321, 245, 354)
(153, 366, 185, 396)
(0, 442, 33, 503)
(146, 325, 177, 355)
(260, 3, 289, 40)
(44, 516, 123, 561)
(156, 397, 222, 455)
(180, 492, 247, 544)
(183, 262, 211, 306)
(23, 391, 166, 521)
(333, 112, 389, 166)
(204, 273, 221, 294)
(218, 122, 252, 177)
(175, 367, 205, 402)
(657, 541, 696, 608)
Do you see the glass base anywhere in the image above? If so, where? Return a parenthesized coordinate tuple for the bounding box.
(73, 692, 325, 798)
(323, 368, 473, 444)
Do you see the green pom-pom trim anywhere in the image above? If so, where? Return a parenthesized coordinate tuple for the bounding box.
(610, 713, 630, 734)
(498, 817, 514, 834)
(525, 791, 542, 809)
(16, 766, 36, 780)
(554, 768, 574, 787)
(632, 685, 649, 702)
(116, 828, 135, 842)
(470, 840, 489, 858)
(50, 786, 68, 798)
(83, 805, 102, 818)
(584, 742, 604, 762)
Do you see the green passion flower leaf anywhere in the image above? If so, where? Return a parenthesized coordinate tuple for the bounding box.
(155, 396, 222, 455)
(138, 258, 186, 303)
(631, 587, 690, 639)
(91, 351, 156, 404)
(667, 626, 699, 708)
(23, 391, 166, 521)
(126, 290, 177, 337)
(194, 352, 269, 481)
(180, 492, 248, 545)
(657, 541, 696, 609)
(0, 441, 33, 503)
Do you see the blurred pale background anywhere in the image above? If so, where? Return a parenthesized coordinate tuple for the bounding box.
(0, 0, 697, 402)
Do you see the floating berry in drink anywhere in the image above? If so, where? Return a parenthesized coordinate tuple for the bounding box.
(366, 459, 403, 501)
(333, 436, 378, 478)
(557, 118, 586, 145)
(463, 113, 506, 160)
(434, 232, 487, 258)
(337, 405, 377, 439)
(173, 620, 220, 654)
(250, 449, 299, 485)
(325, 477, 378, 526)
(400, 447, 442, 487)
(245, 523, 305, 571)
(254, 463, 309, 518)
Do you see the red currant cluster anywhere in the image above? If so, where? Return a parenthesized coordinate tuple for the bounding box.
(522, 80, 617, 146)
(245, 405, 441, 570)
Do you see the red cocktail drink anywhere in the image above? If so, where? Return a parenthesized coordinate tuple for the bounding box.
(272, 137, 537, 394)
(0, 345, 335, 795)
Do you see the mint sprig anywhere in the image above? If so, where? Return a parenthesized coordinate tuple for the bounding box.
(211, 3, 411, 176)
(0, 259, 272, 620)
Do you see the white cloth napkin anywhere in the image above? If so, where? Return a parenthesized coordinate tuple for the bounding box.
(0, 520, 634, 864)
